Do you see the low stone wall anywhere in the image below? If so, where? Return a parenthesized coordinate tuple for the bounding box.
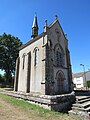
(74, 90, 90, 96)
(0, 90, 75, 112)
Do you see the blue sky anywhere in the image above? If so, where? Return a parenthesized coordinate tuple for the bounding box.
(0, 0, 90, 73)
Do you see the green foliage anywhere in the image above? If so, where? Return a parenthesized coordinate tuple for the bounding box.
(87, 80, 90, 88)
(0, 73, 11, 87)
(0, 74, 6, 87)
(0, 74, 4, 83)
(0, 33, 22, 85)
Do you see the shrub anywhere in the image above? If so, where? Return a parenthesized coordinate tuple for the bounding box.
(87, 80, 90, 88)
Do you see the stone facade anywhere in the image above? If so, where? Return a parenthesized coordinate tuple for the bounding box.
(14, 17, 73, 95)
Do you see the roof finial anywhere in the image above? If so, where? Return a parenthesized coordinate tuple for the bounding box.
(35, 12, 37, 16)
(44, 19, 49, 32)
(45, 20, 48, 26)
(55, 15, 58, 19)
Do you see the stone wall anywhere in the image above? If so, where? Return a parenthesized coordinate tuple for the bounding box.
(75, 90, 90, 96)
(0, 90, 75, 112)
(45, 43, 55, 95)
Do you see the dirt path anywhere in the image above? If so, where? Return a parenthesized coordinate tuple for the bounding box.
(0, 98, 32, 120)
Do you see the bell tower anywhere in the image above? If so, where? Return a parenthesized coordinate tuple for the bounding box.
(31, 15, 38, 39)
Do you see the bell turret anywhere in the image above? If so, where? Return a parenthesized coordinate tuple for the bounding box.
(31, 15, 38, 39)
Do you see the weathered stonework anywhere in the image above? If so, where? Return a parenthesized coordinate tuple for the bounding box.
(0, 90, 75, 112)
(14, 17, 73, 96)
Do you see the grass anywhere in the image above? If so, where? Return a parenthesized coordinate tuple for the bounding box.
(0, 87, 13, 91)
(0, 93, 82, 120)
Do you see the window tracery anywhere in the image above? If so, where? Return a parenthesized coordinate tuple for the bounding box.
(54, 45, 64, 67)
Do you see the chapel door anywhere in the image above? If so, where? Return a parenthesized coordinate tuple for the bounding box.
(57, 72, 64, 94)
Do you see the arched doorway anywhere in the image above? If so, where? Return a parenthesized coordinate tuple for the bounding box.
(56, 71, 65, 94)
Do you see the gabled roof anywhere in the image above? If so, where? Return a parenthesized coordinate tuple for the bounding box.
(19, 17, 67, 51)
(49, 18, 58, 28)
(48, 18, 68, 41)
(20, 32, 44, 50)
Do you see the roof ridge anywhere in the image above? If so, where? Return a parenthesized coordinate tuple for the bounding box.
(49, 18, 58, 28)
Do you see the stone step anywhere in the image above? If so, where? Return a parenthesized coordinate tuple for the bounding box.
(69, 109, 87, 116)
(76, 98, 90, 104)
(69, 110, 78, 115)
(84, 106, 90, 112)
(69, 110, 89, 120)
(72, 106, 90, 112)
(69, 95, 90, 119)
(76, 96, 90, 101)
(73, 101, 90, 108)
(88, 112, 90, 115)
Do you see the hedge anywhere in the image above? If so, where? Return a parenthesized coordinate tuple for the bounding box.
(87, 80, 90, 88)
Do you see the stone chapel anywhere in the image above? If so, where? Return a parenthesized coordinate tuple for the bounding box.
(14, 15, 73, 95)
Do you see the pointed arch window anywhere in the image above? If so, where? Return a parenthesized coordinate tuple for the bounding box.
(56, 50, 62, 66)
(55, 46, 64, 67)
(22, 53, 26, 69)
(34, 48, 38, 66)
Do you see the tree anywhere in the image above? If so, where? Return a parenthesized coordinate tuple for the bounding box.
(0, 33, 22, 85)
(87, 80, 90, 88)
